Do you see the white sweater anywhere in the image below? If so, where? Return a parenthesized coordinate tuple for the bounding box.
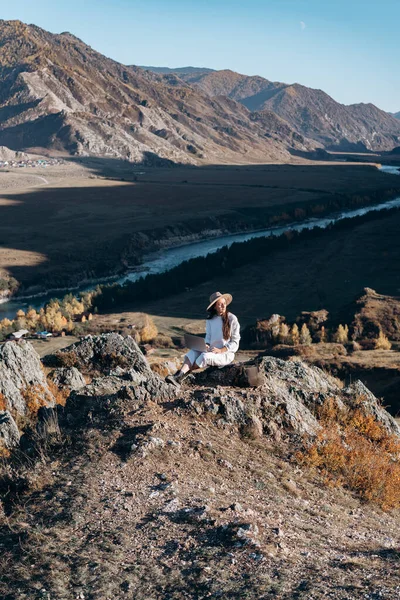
(205, 313, 240, 353)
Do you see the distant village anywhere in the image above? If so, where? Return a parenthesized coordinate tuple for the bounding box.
(0, 158, 64, 169)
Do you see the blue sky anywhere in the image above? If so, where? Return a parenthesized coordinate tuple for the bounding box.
(1, 0, 399, 112)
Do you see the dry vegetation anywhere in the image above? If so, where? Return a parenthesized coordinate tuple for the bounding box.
(297, 398, 400, 511)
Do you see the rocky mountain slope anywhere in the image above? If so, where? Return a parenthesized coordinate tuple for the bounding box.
(2, 333, 400, 598)
(0, 20, 316, 164)
(145, 67, 400, 151)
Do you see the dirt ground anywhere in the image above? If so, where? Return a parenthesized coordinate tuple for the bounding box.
(1, 154, 399, 293)
(2, 394, 400, 599)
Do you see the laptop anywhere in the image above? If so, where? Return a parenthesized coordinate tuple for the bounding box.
(184, 333, 208, 352)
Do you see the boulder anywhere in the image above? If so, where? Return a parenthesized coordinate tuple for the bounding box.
(0, 341, 55, 415)
(0, 411, 20, 449)
(62, 335, 178, 425)
(54, 333, 152, 375)
(50, 367, 86, 391)
(189, 356, 399, 438)
(343, 380, 400, 436)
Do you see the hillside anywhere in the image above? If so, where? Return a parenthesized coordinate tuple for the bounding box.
(0, 20, 310, 164)
(2, 334, 400, 599)
(146, 67, 400, 151)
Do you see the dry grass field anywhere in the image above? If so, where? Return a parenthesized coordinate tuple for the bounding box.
(1, 156, 399, 293)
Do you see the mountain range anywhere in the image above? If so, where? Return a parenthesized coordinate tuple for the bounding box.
(142, 66, 400, 153)
(0, 19, 399, 164)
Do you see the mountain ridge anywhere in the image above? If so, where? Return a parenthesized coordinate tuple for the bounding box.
(0, 20, 310, 163)
(145, 66, 400, 152)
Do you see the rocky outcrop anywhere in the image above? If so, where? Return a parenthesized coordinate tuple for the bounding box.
(55, 333, 152, 375)
(344, 380, 400, 435)
(348, 288, 400, 341)
(50, 367, 86, 392)
(189, 357, 399, 437)
(0, 411, 20, 449)
(296, 309, 329, 333)
(0, 341, 55, 415)
(58, 333, 178, 425)
(242, 314, 286, 349)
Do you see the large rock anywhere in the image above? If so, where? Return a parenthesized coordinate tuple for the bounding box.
(62, 334, 178, 425)
(188, 356, 399, 438)
(260, 357, 341, 411)
(0, 411, 20, 449)
(343, 380, 400, 436)
(50, 367, 86, 391)
(0, 341, 55, 415)
(54, 333, 152, 375)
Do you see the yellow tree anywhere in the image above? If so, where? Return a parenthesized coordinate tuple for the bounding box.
(300, 323, 312, 345)
(291, 323, 300, 345)
(279, 322, 290, 344)
(333, 324, 348, 344)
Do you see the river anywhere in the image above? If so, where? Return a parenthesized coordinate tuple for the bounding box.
(1, 164, 399, 320)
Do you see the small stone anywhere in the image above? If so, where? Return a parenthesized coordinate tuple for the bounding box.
(218, 459, 233, 470)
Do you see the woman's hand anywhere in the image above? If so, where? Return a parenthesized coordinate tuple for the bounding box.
(211, 347, 226, 354)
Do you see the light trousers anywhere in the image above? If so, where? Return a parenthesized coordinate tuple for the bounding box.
(185, 349, 235, 369)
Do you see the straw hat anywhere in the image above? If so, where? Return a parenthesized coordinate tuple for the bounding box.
(207, 291, 233, 311)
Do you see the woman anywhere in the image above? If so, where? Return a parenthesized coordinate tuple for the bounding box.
(166, 291, 240, 387)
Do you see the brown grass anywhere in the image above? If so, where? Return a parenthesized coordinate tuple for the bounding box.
(0, 443, 10, 459)
(296, 398, 400, 510)
(54, 350, 81, 369)
(47, 380, 69, 407)
(0, 392, 7, 412)
(21, 385, 51, 417)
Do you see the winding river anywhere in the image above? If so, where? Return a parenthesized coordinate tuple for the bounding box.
(1, 164, 400, 320)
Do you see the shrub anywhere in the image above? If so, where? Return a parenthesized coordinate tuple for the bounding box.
(47, 380, 69, 407)
(21, 385, 50, 417)
(0, 443, 10, 459)
(153, 333, 175, 348)
(54, 350, 81, 368)
(374, 331, 392, 350)
(296, 398, 400, 510)
(104, 352, 130, 370)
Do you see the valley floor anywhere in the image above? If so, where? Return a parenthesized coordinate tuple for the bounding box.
(0, 156, 399, 294)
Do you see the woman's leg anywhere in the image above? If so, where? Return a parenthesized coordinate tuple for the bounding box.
(196, 351, 235, 369)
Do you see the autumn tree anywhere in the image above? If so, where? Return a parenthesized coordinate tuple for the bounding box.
(290, 323, 300, 345)
(278, 322, 290, 344)
(374, 331, 392, 350)
(300, 323, 312, 345)
(333, 324, 349, 344)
